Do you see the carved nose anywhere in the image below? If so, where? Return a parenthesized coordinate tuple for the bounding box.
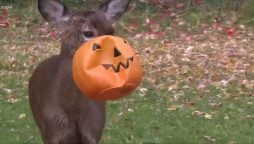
(114, 47, 122, 57)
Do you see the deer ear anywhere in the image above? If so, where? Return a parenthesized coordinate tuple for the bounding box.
(100, 0, 130, 22)
(38, 0, 71, 23)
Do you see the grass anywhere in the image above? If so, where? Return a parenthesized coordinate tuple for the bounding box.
(0, 73, 41, 143)
(101, 85, 254, 143)
(1, 1, 254, 144)
(1, 81, 254, 143)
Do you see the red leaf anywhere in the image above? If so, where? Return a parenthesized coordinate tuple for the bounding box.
(195, 0, 204, 5)
(176, 3, 184, 9)
(49, 31, 57, 38)
(0, 9, 9, 28)
(226, 28, 236, 36)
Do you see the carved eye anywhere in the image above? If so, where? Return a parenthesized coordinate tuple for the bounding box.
(92, 43, 101, 51)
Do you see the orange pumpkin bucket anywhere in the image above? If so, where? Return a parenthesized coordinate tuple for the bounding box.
(72, 35, 143, 100)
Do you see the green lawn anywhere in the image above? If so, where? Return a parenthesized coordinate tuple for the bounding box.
(1, 2, 254, 144)
(1, 80, 254, 143)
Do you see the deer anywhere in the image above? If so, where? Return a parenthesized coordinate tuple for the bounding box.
(28, 0, 130, 143)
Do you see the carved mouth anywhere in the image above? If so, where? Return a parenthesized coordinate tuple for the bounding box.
(102, 57, 134, 72)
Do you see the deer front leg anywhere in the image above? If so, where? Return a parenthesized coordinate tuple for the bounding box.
(77, 100, 106, 144)
(40, 108, 80, 144)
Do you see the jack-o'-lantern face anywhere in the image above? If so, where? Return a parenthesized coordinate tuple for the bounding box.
(72, 35, 143, 100)
(86, 36, 134, 73)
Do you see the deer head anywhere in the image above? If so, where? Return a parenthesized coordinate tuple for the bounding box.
(38, 0, 130, 56)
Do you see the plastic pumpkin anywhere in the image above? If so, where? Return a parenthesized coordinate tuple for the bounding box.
(72, 35, 143, 100)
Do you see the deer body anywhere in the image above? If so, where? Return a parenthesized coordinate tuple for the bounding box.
(29, 55, 106, 143)
(29, 0, 130, 143)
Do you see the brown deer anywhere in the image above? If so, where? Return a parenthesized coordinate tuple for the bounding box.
(28, 0, 130, 143)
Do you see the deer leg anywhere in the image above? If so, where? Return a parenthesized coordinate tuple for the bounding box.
(77, 101, 106, 144)
(39, 109, 81, 144)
